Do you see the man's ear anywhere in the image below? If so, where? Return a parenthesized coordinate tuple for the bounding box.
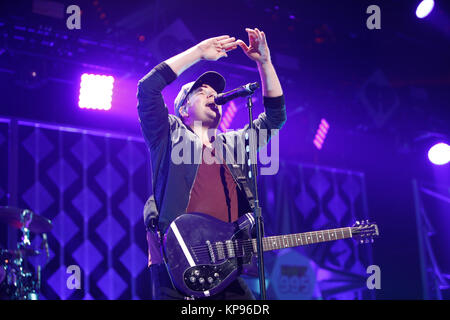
(178, 105, 189, 118)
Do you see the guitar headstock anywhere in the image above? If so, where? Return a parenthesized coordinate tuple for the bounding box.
(351, 220, 379, 244)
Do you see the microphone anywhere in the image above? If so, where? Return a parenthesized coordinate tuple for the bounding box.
(214, 82, 259, 105)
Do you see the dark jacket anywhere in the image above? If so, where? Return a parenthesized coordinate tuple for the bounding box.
(137, 62, 286, 234)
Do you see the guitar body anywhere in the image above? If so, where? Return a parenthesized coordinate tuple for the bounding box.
(162, 212, 378, 298)
(163, 212, 255, 298)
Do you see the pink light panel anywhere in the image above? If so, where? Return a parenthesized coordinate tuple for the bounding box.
(219, 101, 238, 132)
(78, 73, 114, 110)
(313, 118, 330, 150)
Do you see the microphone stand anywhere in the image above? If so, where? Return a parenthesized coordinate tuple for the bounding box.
(245, 93, 267, 300)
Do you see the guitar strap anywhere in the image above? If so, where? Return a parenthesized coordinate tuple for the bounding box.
(220, 137, 264, 238)
(230, 164, 256, 209)
(218, 135, 256, 212)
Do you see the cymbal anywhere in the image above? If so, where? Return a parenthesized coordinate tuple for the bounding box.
(0, 206, 53, 234)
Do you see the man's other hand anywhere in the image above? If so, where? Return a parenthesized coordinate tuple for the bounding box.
(196, 35, 239, 61)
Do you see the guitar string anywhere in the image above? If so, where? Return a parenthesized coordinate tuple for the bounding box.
(189, 232, 352, 259)
(190, 239, 267, 259)
(189, 230, 358, 260)
(175, 225, 369, 259)
(188, 228, 352, 253)
(190, 239, 319, 260)
(189, 236, 314, 253)
(190, 239, 289, 256)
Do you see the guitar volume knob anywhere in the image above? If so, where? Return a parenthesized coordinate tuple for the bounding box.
(190, 276, 196, 283)
(199, 277, 205, 284)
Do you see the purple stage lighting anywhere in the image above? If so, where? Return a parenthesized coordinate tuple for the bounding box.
(428, 142, 450, 165)
(313, 118, 330, 150)
(219, 101, 238, 132)
(79, 73, 114, 110)
(416, 0, 435, 19)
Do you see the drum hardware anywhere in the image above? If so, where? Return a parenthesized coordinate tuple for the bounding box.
(19, 209, 33, 248)
(0, 206, 53, 300)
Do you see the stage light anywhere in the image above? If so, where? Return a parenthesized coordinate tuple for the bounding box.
(428, 142, 450, 165)
(78, 73, 114, 110)
(416, 0, 435, 19)
(219, 101, 237, 132)
(313, 118, 330, 150)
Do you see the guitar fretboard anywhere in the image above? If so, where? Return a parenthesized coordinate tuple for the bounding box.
(191, 227, 355, 262)
(254, 227, 353, 252)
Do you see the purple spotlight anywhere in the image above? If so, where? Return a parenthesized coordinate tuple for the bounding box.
(79, 73, 114, 110)
(428, 142, 450, 165)
(416, 0, 435, 19)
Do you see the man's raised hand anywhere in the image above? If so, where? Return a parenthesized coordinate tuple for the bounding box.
(237, 28, 271, 65)
(197, 35, 238, 61)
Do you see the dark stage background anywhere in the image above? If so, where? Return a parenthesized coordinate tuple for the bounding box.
(0, 0, 449, 299)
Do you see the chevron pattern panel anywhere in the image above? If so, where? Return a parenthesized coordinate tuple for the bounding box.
(248, 162, 375, 300)
(12, 120, 152, 300)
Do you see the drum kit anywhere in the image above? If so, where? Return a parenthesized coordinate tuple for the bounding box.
(0, 206, 53, 300)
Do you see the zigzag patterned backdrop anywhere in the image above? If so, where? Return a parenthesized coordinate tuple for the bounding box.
(245, 162, 375, 300)
(1, 118, 152, 299)
(0, 117, 374, 300)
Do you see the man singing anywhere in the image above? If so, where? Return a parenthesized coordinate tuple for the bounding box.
(137, 28, 286, 299)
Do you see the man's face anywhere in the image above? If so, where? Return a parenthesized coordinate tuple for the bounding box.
(182, 84, 222, 128)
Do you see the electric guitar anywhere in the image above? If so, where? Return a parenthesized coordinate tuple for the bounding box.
(163, 212, 379, 298)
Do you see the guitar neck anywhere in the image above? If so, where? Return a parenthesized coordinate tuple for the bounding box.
(255, 227, 353, 252)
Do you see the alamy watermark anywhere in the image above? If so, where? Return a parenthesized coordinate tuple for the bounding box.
(366, 5, 381, 30)
(170, 122, 280, 176)
(66, 5, 81, 30)
(66, 265, 81, 290)
(366, 265, 381, 290)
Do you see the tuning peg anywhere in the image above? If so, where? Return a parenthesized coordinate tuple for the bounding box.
(360, 239, 364, 244)
(371, 238, 374, 243)
(355, 221, 360, 225)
